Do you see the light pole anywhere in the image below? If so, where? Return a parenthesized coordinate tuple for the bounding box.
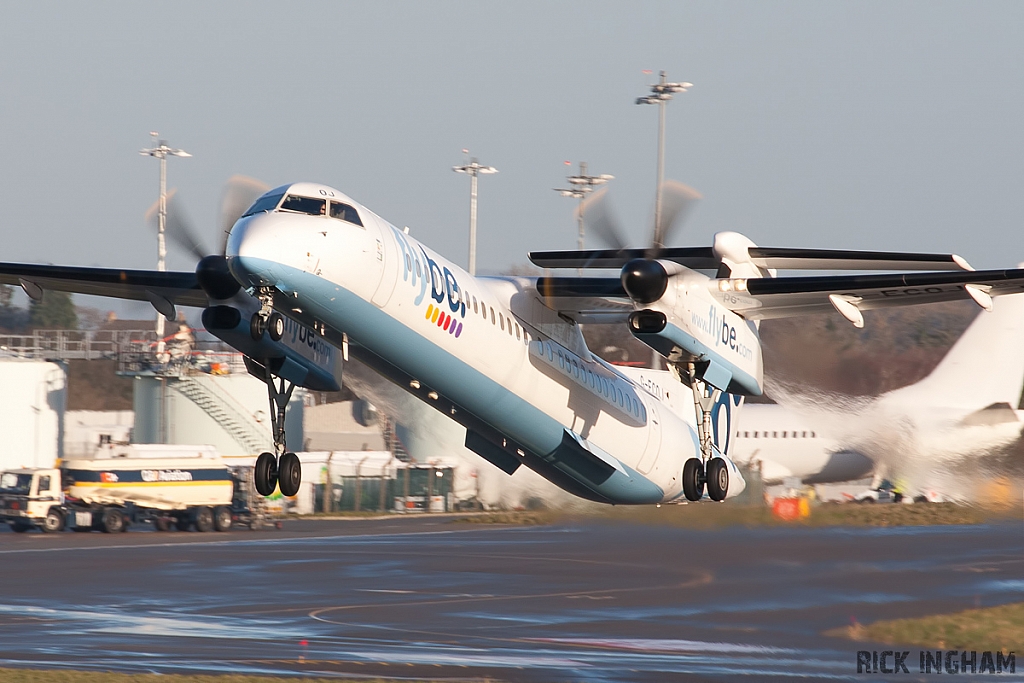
(452, 152, 497, 276)
(140, 132, 191, 337)
(553, 161, 613, 251)
(636, 71, 692, 246)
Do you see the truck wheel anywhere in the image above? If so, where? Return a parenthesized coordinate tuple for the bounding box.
(194, 506, 214, 532)
(175, 515, 191, 531)
(101, 509, 125, 534)
(153, 517, 170, 532)
(213, 506, 232, 532)
(41, 508, 64, 533)
(10, 522, 30, 533)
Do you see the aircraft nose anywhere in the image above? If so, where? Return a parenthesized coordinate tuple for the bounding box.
(225, 213, 283, 288)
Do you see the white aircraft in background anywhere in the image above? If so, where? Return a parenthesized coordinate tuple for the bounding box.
(731, 290, 1024, 487)
(4, 179, 1024, 507)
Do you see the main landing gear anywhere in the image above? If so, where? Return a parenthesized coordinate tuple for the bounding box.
(681, 363, 729, 502)
(249, 291, 301, 498)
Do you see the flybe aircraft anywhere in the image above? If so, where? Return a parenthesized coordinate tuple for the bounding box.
(731, 290, 1024, 488)
(3, 181, 1024, 506)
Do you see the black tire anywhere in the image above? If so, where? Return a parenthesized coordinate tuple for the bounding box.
(706, 458, 729, 502)
(278, 452, 301, 497)
(175, 515, 192, 531)
(10, 522, 30, 533)
(153, 516, 171, 532)
(101, 509, 125, 534)
(194, 506, 214, 533)
(268, 312, 284, 341)
(254, 451, 278, 497)
(41, 508, 64, 533)
(682, 458, 705, 502)
(250, 312, 266, 341)
(213, 506, 232, 532)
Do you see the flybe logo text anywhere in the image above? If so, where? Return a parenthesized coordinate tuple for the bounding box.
(690, 305, 754, 361)
(392, 227, 466, 319)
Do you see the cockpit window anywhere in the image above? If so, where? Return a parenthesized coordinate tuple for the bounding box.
(280, 195, 326, 216)
(329, 201, 363, 226)
(241, 193, 284, 217)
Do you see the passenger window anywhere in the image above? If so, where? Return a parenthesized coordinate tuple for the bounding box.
(404, 254, 411, 272)
(329, 201, 364, 226)
(782, 431, 787, 438)
(473, 297, 478, 314)
(415, 260, 422, 277)
(499, 313, 504, 331)
(490, 308, 495, 324)
(515, 323, 520, 340)
(280, 195, 326, 216)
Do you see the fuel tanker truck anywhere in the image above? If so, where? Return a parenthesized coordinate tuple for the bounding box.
(0, 454, 265, 533)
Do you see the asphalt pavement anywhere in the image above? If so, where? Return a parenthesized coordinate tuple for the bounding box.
(0, 515, 1022, 682)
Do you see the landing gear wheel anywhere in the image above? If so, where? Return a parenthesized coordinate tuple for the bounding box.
(213, 506, 232, 532)
(101, 508, 125, 534)
(267, 312, 284, 341)
(250, 312, 267, 341)
(194, 506, 214, 533)
(682, 458, 705, 502)
(706, 458, 729, 502)
(254, 451, 278, 497)
(278, 452, 301, 497)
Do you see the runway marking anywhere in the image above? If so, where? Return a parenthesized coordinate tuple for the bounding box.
(309, 571, 713, 623)
(0, 527, 517, 555)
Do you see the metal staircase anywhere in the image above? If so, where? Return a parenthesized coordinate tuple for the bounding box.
(173, 375, 270, 454)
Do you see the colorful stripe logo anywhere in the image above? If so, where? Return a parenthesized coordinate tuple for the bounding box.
(425, 304, 463, 338)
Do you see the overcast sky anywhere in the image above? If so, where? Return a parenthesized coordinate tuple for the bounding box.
(2, 0, 1023, 295)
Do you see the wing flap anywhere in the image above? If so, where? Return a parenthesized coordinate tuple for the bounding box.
(727, 267, 1024, 320)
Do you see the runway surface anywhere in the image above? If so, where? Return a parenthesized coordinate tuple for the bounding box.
(0, 516, 1022, 682)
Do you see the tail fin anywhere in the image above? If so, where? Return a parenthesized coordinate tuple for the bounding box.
(895, 292, 1024, 410)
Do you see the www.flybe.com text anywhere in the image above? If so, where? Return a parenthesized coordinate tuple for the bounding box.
(690, 305, 754, 361)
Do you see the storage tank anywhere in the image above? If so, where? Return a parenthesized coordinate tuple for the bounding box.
(0, 359, 66, 470)
(132, 373, 303, 456)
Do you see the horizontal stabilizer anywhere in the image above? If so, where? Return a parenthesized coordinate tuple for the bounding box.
(959, 403, 1021, 427)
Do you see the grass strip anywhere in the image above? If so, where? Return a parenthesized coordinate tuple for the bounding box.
(826, 602, 1024, 651)
(453, 502, 998, 529)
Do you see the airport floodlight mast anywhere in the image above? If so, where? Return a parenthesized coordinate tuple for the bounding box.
(636, 71, 692, 246)
(140, 132, 191, 337)
(452, 151, 497, 276)
(553, 161, 614, 251)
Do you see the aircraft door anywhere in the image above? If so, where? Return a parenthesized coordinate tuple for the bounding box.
(371, 217, 399, 308)
(636, 402, 662, 474)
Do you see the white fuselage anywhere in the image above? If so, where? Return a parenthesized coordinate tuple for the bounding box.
(225, 185, 747, 504)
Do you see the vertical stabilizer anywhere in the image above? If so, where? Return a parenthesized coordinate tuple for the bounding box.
(890, 291, 1024, 410)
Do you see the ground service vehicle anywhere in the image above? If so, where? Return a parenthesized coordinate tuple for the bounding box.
(0, 456, 248, 533)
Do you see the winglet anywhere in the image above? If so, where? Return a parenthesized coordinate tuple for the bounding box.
(952, 254, 974, 271)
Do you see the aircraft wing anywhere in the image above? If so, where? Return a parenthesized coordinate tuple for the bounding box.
(0, 262, 207, 308)
(533, 277, 632, 323)
(728, 267, 1024, 320)
(530, 246, 972, 271)
(534, 268, 1024, 323)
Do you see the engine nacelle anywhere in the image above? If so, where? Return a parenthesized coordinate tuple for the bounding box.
(202, 304, 341, 392)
